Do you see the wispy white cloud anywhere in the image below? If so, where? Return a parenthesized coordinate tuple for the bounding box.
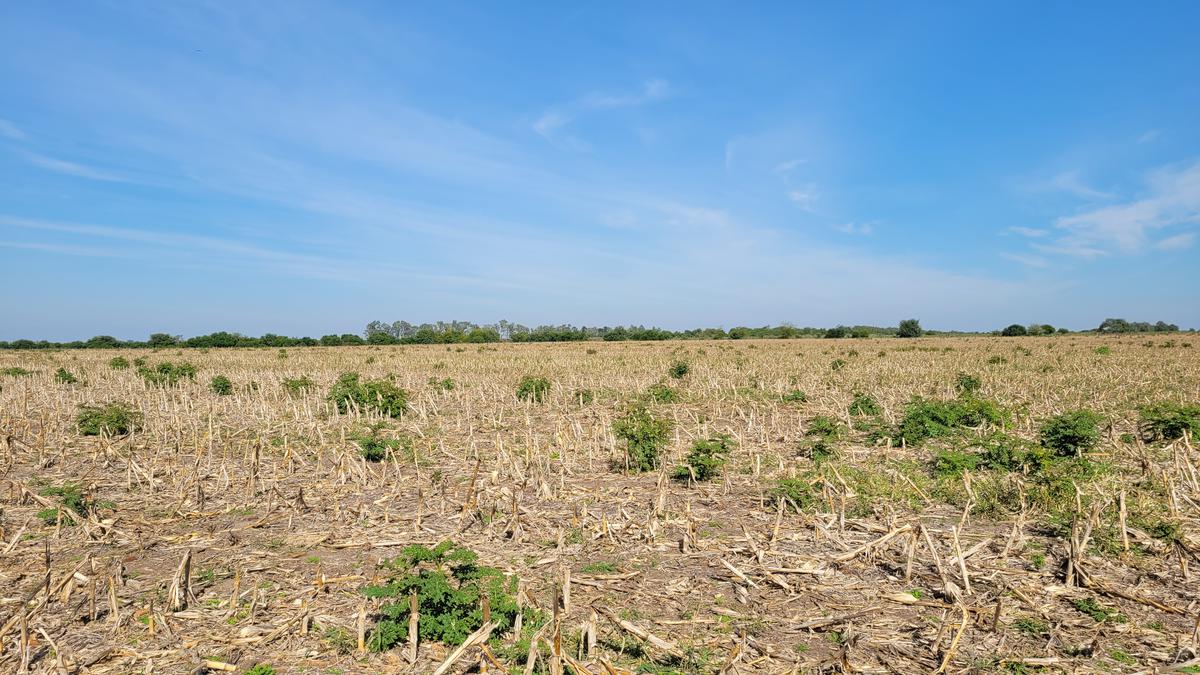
(773, 158, 805, 174)
(23, 152, 125, 182)
(834, 221, 874, 236)
(999, 252, 1050, 268)
(1047, 170, 1113, 200)
(1052, 160, 1200, 254)
(0, 118, 28, 141)
(1154, 231, 1196, 251)
(787, 184, 819, 212)
(534, 79, 669, 144)
(1008, 226, 1050, 238)
(1137, 129, 1160, 144)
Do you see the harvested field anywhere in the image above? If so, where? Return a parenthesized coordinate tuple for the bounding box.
(1, 336, 1198, 673)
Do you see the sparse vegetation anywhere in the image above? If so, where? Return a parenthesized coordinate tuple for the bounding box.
(1039, 410, 1103, 457)
(516, 375, 551, 403)
(672, 433, 735, 482)
(0, 334, 1194, 672)
(76, 402, 142, 436)
(613, 404, 672, 472)
(138, 361, 197, 386)
(362, 541, 526, 650)
(210, 375, 233, 395)
(328, 372, 408, 417)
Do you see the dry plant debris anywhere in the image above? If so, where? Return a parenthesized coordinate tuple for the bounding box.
(1, 336, 1198, 673)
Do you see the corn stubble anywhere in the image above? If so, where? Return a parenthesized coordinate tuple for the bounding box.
(0, 335, 1197, 673)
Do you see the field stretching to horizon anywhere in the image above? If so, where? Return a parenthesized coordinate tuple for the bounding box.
(1, 335, 1198, 674)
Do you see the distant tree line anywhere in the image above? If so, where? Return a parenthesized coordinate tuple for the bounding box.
(0, 316, 1187, 350)
(993, 318, 1182, 337)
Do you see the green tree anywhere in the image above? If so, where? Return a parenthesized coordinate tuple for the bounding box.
(897, 319, 923, 338)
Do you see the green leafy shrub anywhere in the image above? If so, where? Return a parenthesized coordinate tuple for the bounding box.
(329, 372, 408, 418)
(668, 360, 690, 379)
(109, 356, 130, 370)
(428, 377, 455, 391)
(516, 375, 550, 403)
(1039, 410, 1102, 457)
(672, 434, 736, 482)
(932, 449, 981, 476)
(645, 382, 680, 403)
(283, 376, 316, 395)
(897, 318, 923, 338)
(37, 483, 95, 525)
(137, 361, 196, 386)
(806, 415, 844, 438)
(613, 405, 672, 472)
(210, 375, 233, 395)
(772, 475, 824, 511)
(76, 402, 142, 436)
(848, 393, 880, 416)
(955, 372, 981, 394)
(351, 427, 412, 462)
(1094, 346, 1111, 355)
(979, 433, 1054, 473)
(1138, 401, 1200, 441)
(799, 416, 843, 462)
(897, 395, 1005, 445)
(362, 541, 524, 651)
(54, 367, 78, 384)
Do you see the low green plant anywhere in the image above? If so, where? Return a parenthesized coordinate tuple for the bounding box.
(806, 415, 844, 438)
(362, 541, 526, 651)
(830, 359, 847, 371)
(1138, 401, 1200, 441)
(2, 367, 32, 377)
(668, 360, 690, 379)
(1095, 346, 1111, 355)
(516, 375, 551, 403)
(574, 388, 595, 405)
(772, 475, 823, 511)
(329, 372, 408, 418)
(781, 390, 807, 403)
(931, 449, 981, 477)
(244, 665, 276, 675)
(210, 375, 233, 395)
(1039, 410, 1102, 457)
(322, 626, 356, 654)
(36, 483, 109, 525)
(109, 356, 130, 370)
(955, 372, 981, 394)
(1012, 617, 1047, 635)
(283, 376, 316, 395)
(897, 395, 1005, 445)
(672, 434, 736, 482)
(613, 404, 672, 472)
(428, 377, 455, 391)
(54, 367, 79, 384)
(351, 426, 413, 462)
(1072, 596, 1125, 623)
(137, 361, 197, 386)
(646, 382, 680, 403)
(848, 392, 880, 416)
(76, 402, 142, 436)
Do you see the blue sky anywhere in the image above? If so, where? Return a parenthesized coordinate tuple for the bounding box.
(2, 1, 1198, 340)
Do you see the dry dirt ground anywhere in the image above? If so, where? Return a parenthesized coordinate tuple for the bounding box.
(1, 336, 1198, 674)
